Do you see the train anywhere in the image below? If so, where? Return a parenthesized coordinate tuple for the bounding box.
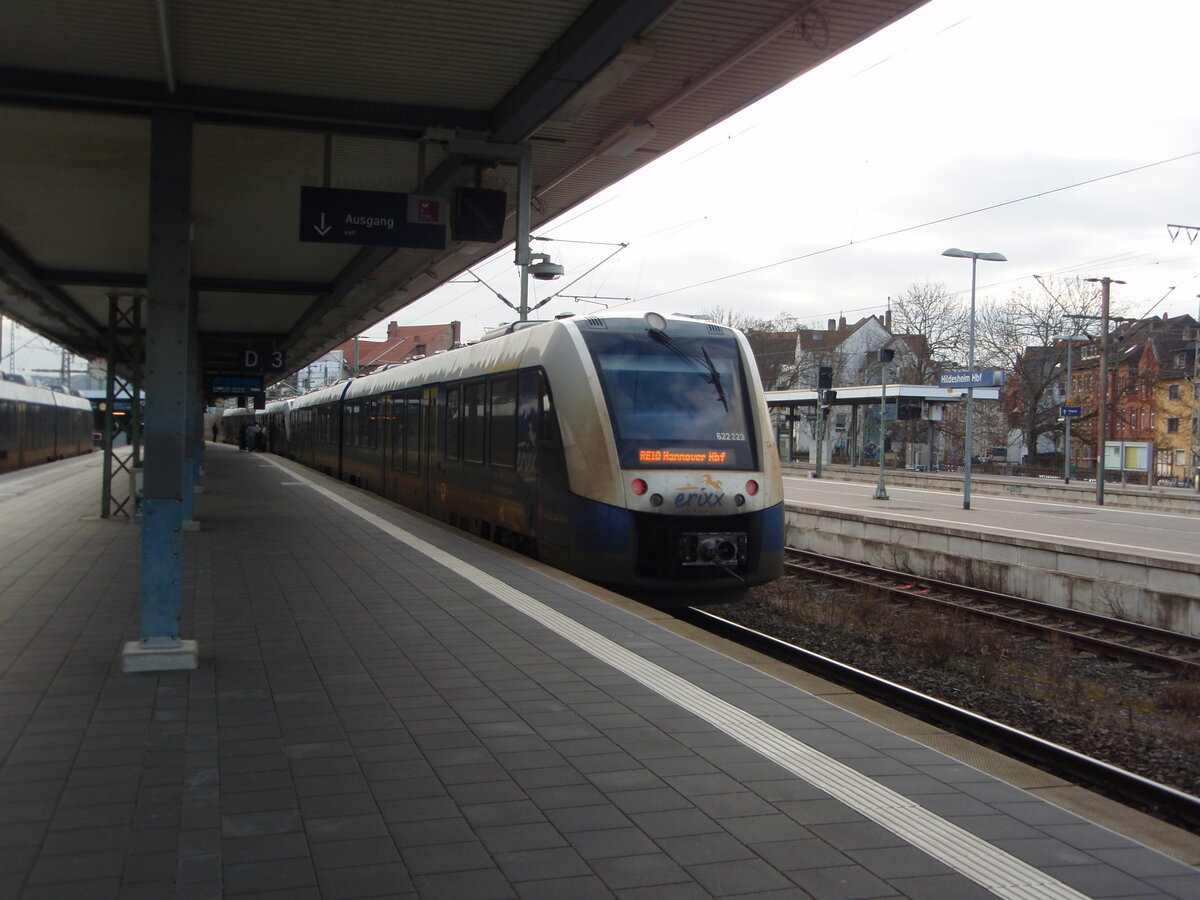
(0, 375, 95, 474)
(223, 311, 784, 603)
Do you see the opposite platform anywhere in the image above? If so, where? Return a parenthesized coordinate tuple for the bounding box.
(1, 446, 1198, 898)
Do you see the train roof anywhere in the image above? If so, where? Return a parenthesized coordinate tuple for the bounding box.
(332, 311, 741, 401)
(280, 312, 746, 410)
(0, 376, 93, 411)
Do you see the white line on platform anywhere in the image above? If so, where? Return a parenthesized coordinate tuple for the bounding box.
(783, 475, 1200, 522)
(267, 456, 1091, 900)
(790, 500, 1200, 562)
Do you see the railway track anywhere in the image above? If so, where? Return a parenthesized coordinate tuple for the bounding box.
(785, 549, 1200, 677)
(674, 605, 1200, 832)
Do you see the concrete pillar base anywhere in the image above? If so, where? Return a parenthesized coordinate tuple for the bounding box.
(121, 639, 199, 673)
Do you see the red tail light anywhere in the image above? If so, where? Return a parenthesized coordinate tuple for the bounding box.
(745, 479, 759, 496)
(631, 478, 648, 496)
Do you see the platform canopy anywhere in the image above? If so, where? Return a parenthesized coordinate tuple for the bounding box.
(0, 0, 930, 376)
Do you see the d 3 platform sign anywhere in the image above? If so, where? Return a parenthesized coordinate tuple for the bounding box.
(299, 187, 446, 249)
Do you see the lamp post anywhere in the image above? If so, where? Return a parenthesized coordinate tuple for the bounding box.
(942, 248, 1007, 510)
(873, 349, 893, 500)
(1084, 276, 1124, 506)
(1052, 334, 1089, 484)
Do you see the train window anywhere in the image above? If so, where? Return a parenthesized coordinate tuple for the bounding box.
(404, 390, 421, 472)
(444, 385, 461, 461)
(490, 374, 517, 468)
(581, 325, 756, 469)
(462, 380, 485, 463)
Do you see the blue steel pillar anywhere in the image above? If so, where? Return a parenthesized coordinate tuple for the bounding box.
(182, 292, 200, 525)
(122, 109, 199, 672)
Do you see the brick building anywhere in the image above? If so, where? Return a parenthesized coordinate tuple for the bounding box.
(332, 320, 462, 375)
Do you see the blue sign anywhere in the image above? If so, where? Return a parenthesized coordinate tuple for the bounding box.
(1060, 405, 1081, 417)
(209, 375, 262, 396)
(300, 187, 446, 248)
(939, 369, 1004, 388)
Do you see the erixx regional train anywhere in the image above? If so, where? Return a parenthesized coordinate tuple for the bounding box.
(225, 312, 784, 602)
(0, 375, 94, 474)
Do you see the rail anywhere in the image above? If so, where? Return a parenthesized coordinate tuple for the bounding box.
(785, 549, 1200, 676)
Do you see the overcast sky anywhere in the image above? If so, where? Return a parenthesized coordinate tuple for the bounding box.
(385, 0, 1200, 342)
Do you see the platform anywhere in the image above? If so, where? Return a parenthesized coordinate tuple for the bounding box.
(1, 447, 1199, 898)
(780, 468, 1200, 637)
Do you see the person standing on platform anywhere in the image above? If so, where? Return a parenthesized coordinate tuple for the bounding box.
(211, 422, 219, 442)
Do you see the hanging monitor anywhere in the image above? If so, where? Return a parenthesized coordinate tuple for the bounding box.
(451, 187, 507, 242)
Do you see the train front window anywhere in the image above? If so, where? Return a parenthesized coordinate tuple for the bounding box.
(582, 324, 756, 469)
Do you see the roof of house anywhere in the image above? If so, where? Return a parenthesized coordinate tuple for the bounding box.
(332, 322, 459, 371)
(796, 316, 890, 353)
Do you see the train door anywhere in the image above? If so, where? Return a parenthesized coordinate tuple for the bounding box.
(386, 391, 406, 502)
(522, 369, 569, 565)
(418, 385, 437, 514)
(379, 393, 392, 498)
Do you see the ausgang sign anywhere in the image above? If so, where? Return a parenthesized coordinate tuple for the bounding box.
(299, 186, 446, 248)
(939, 369, 1004, 388)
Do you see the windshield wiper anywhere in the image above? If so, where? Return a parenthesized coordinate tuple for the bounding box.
(648, 330, 729, 411)
(701, 346, 728, 411)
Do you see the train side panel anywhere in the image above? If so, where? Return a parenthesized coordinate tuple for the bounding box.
(0, 381, 93, 474)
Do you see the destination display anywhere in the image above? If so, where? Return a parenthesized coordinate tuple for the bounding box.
(639, 448, 730, 465)
(208, 374, 262, 396)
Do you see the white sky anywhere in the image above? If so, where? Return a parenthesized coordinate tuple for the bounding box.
(382, 0, 1200, 342)
(5, 0, 1198, 373)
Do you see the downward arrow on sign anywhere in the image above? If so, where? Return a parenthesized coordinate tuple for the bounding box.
(313, 212, 331, 236)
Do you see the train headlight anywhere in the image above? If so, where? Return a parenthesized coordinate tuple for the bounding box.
(650, 493, 664, 507)
(631, 478, 648, 496)
(644, 312, 667, 332)
(745, 479, 759, 496)
(734, 494, 745, 506)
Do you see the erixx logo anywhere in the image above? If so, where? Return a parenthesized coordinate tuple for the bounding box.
(674, 474, 725, 508)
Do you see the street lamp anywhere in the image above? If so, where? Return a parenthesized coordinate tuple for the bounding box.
(942, 248, 1007, 510)
(1051, 334, 1090, 484)
(874, 349, 894, 501)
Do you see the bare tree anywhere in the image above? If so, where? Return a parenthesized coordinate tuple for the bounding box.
(706, 306, 802, 334)
(975, 277, 1127, 462)
(889, 280, 968, 383)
